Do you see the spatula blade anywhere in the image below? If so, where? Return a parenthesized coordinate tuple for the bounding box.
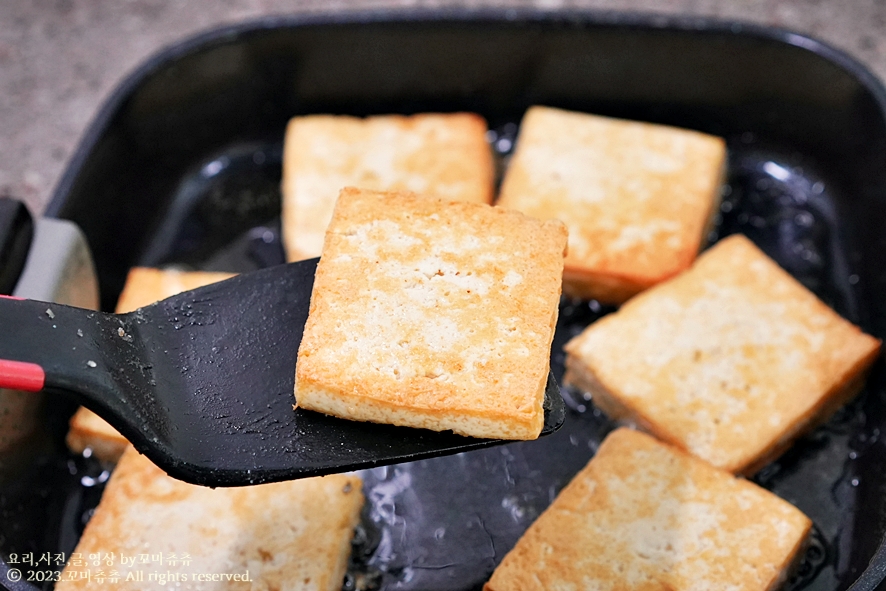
(118, 259, 565, 486)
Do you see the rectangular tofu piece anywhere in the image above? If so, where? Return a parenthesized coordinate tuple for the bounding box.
(295, 187, 567, 440)
(66, 268, 235, 462)
(281, 112, 495, 262)
(564, 234, 881, 474)
(485, 428, 812, 591)
(497, 106, 726, 304)
(113, 268, 236, 315)
(65, 406, 131, 464)
(57, 448, 363, 591)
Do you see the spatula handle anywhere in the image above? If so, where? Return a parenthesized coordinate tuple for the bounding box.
(0, 358, 45, 391)
(0, 294, 190, 475)
(0, 295, 45, 391)
(0, 294, 100, 392)
(0, 295, 46, 392)
(0, 294, 136, 406)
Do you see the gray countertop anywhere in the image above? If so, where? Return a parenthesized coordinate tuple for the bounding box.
(2, 0, 884, 216)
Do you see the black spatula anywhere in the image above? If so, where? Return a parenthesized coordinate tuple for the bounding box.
(0, 259, 565, 487)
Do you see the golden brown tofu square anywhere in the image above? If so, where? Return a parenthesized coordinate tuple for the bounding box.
(564, 234, 881, 474)
(295, 187, 567, 440)
(281, 112, 495, 262)
(57, 448, 364, 591)
(485, 428, 812, 591)
(498, 106, 726, 304)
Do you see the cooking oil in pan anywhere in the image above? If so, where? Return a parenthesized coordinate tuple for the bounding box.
(344, 136, 882, 591)
(3, 134, 883, 591)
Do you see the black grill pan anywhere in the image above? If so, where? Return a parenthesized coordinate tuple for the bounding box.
(4, 10, 886, 591)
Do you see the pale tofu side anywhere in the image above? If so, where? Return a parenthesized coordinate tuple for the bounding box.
(57, 448, 364, 591)
(113, 268, 237, 314)
(564, 234, 882, 474)
(485, 428, 812, 591)
(66, 268, 235, 462)
(498, 105, 726, 304)
(295, 187, 567, 440)
(65, 407, 132, 464)
(281, 112, 495, 262)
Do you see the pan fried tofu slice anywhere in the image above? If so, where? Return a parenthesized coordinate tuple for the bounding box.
(486, 428, 812, 591)
(58, 447, 363, 591)
(295, 187, 567, 440)
(564, 234, 881, 474)
(498, 105, 726, 304)
(282, 112, 495, 262)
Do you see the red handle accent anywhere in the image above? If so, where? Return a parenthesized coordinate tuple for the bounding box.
(0, 295, 24, 300)
(0, 359, 45, 392)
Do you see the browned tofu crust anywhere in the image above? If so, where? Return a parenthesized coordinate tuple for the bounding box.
(295, 187, 567, 440)
(57, 448, 363, 591)
(281, 112, 495, 262)
(498, 106, 726, 304)
(564, 234, 881, 474)
(485, 428, 812, 591)
(114, 268, 236, 315)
